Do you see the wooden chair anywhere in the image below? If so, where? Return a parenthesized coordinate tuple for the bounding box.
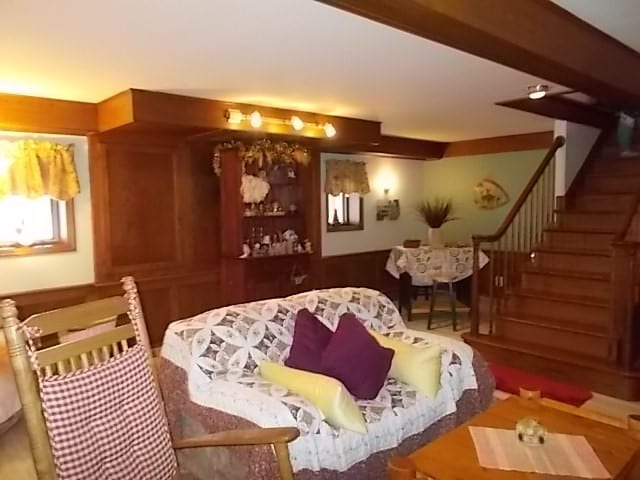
(0, 276, 299, 480)
(426, 267, 458, 331)
(398, 240, 429, 322)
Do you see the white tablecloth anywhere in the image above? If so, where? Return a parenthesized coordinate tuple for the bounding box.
(386, 246, 489, 286)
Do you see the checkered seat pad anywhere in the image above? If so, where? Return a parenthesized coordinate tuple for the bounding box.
(39, 344, 177, 480)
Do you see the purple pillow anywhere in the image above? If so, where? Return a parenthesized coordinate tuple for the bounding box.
(285, 308, 333, 374)
(320, 313, 394, 400)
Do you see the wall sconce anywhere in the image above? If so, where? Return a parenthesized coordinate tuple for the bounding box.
(376, 187, 400, 221)
(224, 108, 337, 138)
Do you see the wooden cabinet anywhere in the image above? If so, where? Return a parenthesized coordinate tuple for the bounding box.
(215, 139, 320, 303)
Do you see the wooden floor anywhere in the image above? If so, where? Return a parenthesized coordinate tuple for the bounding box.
(0, 416, 36, 480)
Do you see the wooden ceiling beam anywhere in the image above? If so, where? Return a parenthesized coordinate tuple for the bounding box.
(496, 96, 615, 129)
(0, 93, 97, 135)
(323, 134, 447, 159)
(127, 89, 382, 144)
(315, 0, 640, 108)
(444, 131, 553, 158)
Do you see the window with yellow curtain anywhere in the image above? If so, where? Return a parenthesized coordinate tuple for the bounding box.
(325, 159, 370, 232)
(0, 139, 79, 256)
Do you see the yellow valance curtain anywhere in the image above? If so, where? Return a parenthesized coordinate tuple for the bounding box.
(324, 159, 370, 196)
(0, 139, 79, 201)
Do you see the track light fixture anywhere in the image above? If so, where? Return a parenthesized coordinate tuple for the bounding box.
(224, 108, 337, 138)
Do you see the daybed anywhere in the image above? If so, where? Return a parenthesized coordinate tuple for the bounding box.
(159, 287, 494, 479)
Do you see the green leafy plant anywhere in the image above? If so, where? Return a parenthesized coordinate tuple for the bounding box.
(416, 198, 458, 228)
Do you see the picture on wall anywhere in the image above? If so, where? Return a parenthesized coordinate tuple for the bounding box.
(376, 199, 400, 220)
(473, 179, 509, 210)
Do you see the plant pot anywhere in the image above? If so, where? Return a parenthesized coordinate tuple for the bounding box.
(427, 227, 444, 248)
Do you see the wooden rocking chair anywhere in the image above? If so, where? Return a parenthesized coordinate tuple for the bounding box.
(1, 276, 299, 480)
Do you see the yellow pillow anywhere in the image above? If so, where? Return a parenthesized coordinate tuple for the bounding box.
(259, 362, 367, 433)
(368, 331, 442, 399)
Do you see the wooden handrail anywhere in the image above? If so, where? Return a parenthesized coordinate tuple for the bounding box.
(614, 192, 640, 243)
(472, 136, 565, 244)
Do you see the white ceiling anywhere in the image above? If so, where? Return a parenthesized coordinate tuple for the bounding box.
(552, 0, 640, 53)
(3, 0, 626, 142)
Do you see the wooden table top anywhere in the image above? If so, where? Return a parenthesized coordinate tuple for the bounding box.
(408, 397, 640, 480)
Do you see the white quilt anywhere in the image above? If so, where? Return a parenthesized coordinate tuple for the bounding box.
(161, 288, 478, 472)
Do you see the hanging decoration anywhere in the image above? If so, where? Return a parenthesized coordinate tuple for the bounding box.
(212, 139, 310, 175)
(473, 179, 510, 210)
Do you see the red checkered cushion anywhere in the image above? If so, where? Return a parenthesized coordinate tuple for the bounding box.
(39, 344, 177, 480)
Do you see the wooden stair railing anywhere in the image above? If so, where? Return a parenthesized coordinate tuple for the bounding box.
(470, 136, 566, 336)
(611, 187, 640, 369)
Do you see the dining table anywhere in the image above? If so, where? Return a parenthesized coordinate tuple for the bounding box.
(386, 245, 489, 286)
(385, 245, 489, 321)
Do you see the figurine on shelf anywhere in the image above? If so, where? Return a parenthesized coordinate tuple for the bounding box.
(288, 203, 298, 215)
(304, 239, 312, 253)
(241, 243, 251, 258)
(287, 166, 296, 179)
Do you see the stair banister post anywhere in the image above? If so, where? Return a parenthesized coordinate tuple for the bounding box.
(611, 241, 638, 369)
(471, 238, 481, 336)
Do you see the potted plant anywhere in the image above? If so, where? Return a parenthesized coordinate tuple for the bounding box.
(416, 198, 458, 247)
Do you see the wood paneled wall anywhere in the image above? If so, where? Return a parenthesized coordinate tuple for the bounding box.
(84, 133, 223, 344)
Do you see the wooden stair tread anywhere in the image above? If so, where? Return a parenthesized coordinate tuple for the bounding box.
(519, 265, 609, 281)
(463, 334, 619, 372)
(499, 313, 609, 337)
(511, 289, 609, 307)
(533, 246, 610, 257)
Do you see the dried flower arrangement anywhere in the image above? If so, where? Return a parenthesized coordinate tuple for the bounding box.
(416, 198, 458, 228)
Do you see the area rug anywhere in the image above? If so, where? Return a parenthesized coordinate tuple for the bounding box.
(489, 363, 593, 407)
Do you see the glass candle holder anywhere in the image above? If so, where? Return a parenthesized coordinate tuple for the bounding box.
(516, 417, 548, 446)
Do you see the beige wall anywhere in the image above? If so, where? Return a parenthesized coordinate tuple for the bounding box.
(421, 149, 545, 243)
(0, 132, 94, 294)
(321, 153, 427, 256)
(321, 149, 549, 255)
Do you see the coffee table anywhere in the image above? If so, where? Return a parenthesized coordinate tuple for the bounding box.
(388, 395, 640, 479)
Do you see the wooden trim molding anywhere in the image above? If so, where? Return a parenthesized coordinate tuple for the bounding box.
(443, 131, 553, 158)
(496, 97, 615, 130)
(0, 93, 97, 135)
(325, 134, 447, 159)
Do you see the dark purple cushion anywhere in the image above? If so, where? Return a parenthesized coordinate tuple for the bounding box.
(285, 308, 333, 374)
(320, 313, 394, 400)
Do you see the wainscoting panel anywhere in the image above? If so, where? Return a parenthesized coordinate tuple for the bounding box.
(318, 250, 398, 299)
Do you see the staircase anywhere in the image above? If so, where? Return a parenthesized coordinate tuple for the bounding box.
(464, 133, 640, 400)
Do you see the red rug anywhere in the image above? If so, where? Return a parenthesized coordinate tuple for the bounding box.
(489, 363, 593, 407)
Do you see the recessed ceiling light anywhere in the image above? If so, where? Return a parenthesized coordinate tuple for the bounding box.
(528, 84, 549, 100)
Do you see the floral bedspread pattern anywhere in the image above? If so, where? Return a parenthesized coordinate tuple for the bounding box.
(161, 288, 479, 472)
